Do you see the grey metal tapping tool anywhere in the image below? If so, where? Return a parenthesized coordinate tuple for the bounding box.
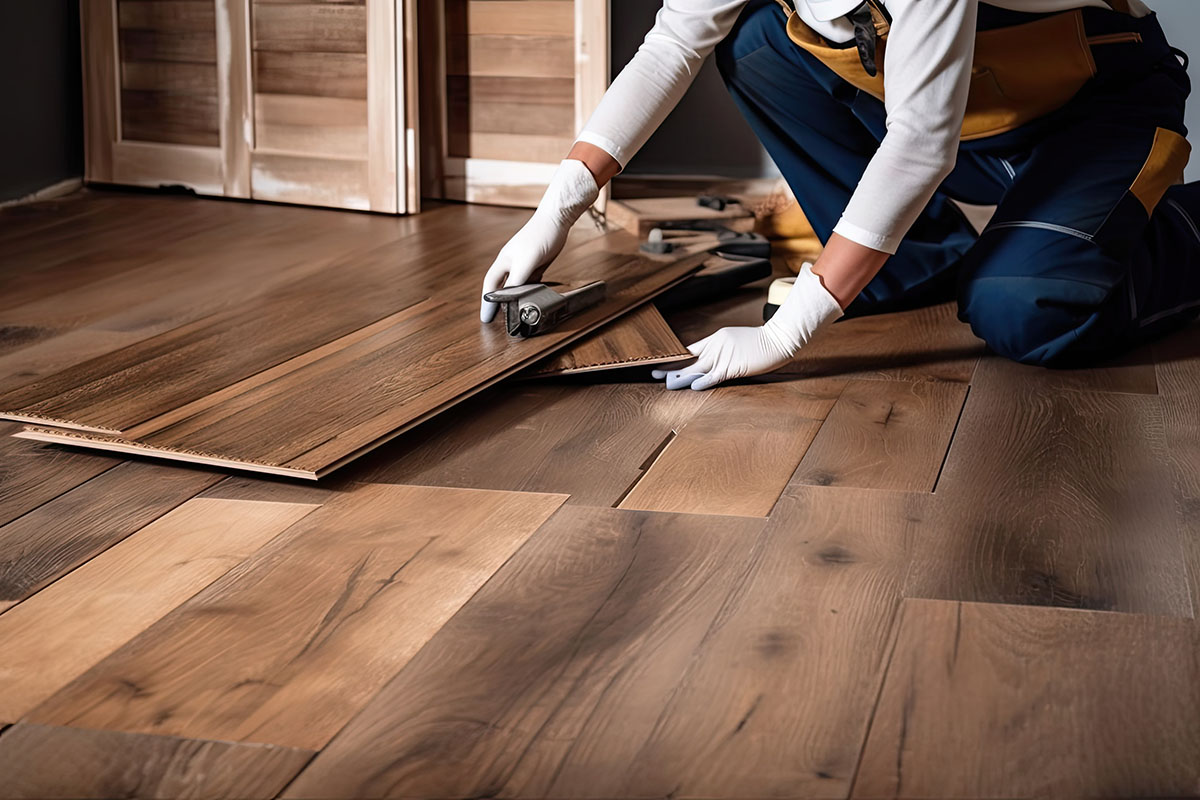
(483, 281, 608, 337)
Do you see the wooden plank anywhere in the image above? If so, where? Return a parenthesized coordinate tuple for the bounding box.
(0, 422, 119, 528)
(853, 599, 1200, 798)
(447, 74, 574, 106)
(285, 488, 914, 798)
(529, 303, 689, 375)
(0, 723, 313, 800)
(904, 358, 1192, 616)
(281, 505, 768, 798)
(111, 140, 224, 195)
(446, 34, 573, 79)
(971, 347, 1158, 395)
(118, 1, 216, 33)
(341, 381, 710, 505)
(253, 50, 367, 98)
(791, 379, 968, 492)
(450, 99, 574, 137)
(254, 93, 368, 158)
(81, 0, 118, 182)
(448, 131, 574, 163)
(465, 0, 574, 37)
(28, 484, 566, 749)
(0, 497, 318, 723)
(119, 29, 217, 63)
(606, 195, 756, 239)
(0, 461, 221, 614)
(121, 88, 219, 146)
(366, 0, 398, 212)
(252, 151, 369, 209)
(121, 60, 216, 92)
(619, 379, 844, 517)
(252, 3, 367, 53)
(218, 0, 254, 197)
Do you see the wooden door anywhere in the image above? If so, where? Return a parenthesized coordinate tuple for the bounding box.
(80, 0, 416, 213)
(420, 0, 609, 208)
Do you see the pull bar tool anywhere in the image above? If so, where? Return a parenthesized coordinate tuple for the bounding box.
(484, 281, 607, 337)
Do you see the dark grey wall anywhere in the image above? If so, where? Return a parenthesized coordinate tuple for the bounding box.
(0, 0, 84, 202)
(616, 0, 1199, 181)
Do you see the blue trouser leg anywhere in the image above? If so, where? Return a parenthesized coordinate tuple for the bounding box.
(713, 0, 988, 317)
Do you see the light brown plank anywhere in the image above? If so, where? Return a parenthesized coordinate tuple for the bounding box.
(0, 723, 313, 800)
(252, 3, 367, 53)
(464, 0, 573, 36)
(119, 29, 217, 63)
(791, 378, 968, 492)
(282, 505, 768, 798)
(0, 461, 222, 613)
(118, 1, 216, 33)
(529, 303, 690, 375)
(121, 60, 217, 92)
(447, 131, 575, 163)
(254, 50, 367, 98)
(252, 151, 369, 209)
(121, 88, 219, 147)
(853, 599, 1200, 799)
(254, 93, 368, 158)
(0, 497, 318, 723)
(905, 358, 1191, 615)
(29, 484, 566, 750)
(446, 74, 574, 106)
(0, 422, 120, 528)
(619, 378, 844, 517)
(972, 347, 1158, 394)
(446, 34, 574, 79)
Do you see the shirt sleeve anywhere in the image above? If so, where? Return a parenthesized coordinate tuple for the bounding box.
(575, 0, 748, 168)
(833, 0, 979, 254)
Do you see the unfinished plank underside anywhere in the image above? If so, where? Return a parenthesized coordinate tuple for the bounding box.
(0, 197, 704, 478)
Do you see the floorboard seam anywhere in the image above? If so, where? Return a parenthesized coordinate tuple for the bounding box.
(930, 384, 971, 495)
(0, 457, 125, 531)
(846, 596, 909, 798)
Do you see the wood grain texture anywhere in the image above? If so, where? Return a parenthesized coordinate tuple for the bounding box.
(82, 0, 118, 182)
(29, 484, 566, 750)
(281, 505, 769, 799)
(791, 379, 968, 492)
(0, 497, 318, 723)
(529, 303, 689, 375)
(0, 723, 313, 800)
(905, 357, 1191, 616)
(285, 488, 916, 798)
(0, 422, 119, 528)
(853, 599, 1200, 799)
(342, 381, 710, 504)
(0, 461, 221, 614)
(971, 347, 1158, 395)
(254, 50, 367, 98)
(121, 88, 219, 146)
(253, 93, 367, 158)
(252, 3, 367, 53)
(619, 378, 844, 517)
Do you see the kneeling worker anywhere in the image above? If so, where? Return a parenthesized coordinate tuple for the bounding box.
(480, 0, 1200, 391)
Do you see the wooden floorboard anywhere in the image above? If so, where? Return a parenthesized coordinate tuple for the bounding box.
(905, 357, 1191, 616)
(0, 421, 120, 528)
(1155, 323, 1200, 615)
(0, 497, 318, 724)
(0, 723, 314, 800)
(0, 461, 222, 614)
(853, 599, 1200, 799)
(528, 303, 689, 375)
(27, 484, 566, 750)
(790, 378, 968, 493)
(618, 378, 844, 517)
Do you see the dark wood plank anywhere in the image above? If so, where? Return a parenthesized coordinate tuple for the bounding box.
(619, 378, 844, 516)
(971, 347, 1158, 395)
(853, 599, 1200, 798)
(120, 29, 217, 63)
(791, 378, 968, 492)
(343, 380, 710, 504)
(121, 88, 219, 147)
(905, 358, 1191, 615)
(0, 497, 317, 723)
(529, 303, 689, 375)
(28, 484, 566, 750)
(254, 50, 367, 99)
(0, 723, 313, 800)
(285, 488, 916, 798)
(118, 1, 217, 33)
(253, 3, 367, 53)
(0, 460, 221, 613)
(0, 422, 120, 528)
(281, 505, 768, 799)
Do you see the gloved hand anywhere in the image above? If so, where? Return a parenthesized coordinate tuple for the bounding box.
(480, 159, 600, 323)
(652, 263, 844, 391)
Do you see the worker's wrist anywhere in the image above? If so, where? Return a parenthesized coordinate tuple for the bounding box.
(536, 159, 600, 227)
(762, 263, 844, 354)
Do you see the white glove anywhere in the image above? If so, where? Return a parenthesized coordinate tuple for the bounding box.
(480, 159, 600, 323)
(652, 263, 844, 391)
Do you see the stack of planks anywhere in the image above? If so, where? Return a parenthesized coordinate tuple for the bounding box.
(0, 195, 705, 479)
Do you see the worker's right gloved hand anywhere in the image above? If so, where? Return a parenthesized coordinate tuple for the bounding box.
(480, 159, 600, 323)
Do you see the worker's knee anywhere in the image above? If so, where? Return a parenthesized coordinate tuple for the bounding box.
(715, 0, 788, 80)
(958, 228, 1116, 366)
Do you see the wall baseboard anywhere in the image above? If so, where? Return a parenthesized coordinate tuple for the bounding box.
(0, 176, 84, 208)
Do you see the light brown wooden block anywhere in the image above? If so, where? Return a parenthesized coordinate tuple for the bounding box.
(119, 29, 217, 63)
(619, 379, 844, 517)
(253, 50, 367, 99)
(905, 361, 1191, 616)
(121, 60, 216, 92)
(529, 303, 690, 375)
(446, 34, 574, 79)
(121, 88, 219, 147)
(29, 484, 566, 750)
(252, 3, 367, 53)
(253, 93, 368, 158)
(0, 497, 318, 723)
(791, 378, 968, 492)
(0, 723, 313, 800)
(0, 461, 222, 613)
(973, 346, 1158, 395)
(853, 599, 1200, 799)
(464, 0, 574, 37)
(252, 152, 370, 209)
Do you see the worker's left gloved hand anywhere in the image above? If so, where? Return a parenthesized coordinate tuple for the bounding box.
(652, 263, 843, 391)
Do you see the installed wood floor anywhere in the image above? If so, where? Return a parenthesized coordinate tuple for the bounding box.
(2, 189, 1200, 798)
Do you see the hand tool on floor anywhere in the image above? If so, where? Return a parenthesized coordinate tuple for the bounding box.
(484, 281, 607, 337)
(655, 252, 773, 313)
(640, 219, 771, 259)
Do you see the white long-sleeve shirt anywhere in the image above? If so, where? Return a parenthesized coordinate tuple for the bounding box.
(577, 0, 1150, 254)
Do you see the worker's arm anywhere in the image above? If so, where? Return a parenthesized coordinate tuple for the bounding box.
(481, 0, 746, 322)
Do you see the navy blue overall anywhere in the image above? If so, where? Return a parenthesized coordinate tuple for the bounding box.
(716, 1, 1200, 365)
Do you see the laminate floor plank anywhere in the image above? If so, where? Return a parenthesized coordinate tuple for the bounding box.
(529, 303, 689, 375)
(618, 378, 844, 517)
(0, 461, 222, 614)
(342, 381, 711, 506)
(853, 599, 1200, 799)
(0, 497, 319, 723)
(0, 421, 121, 528)
(28, 484, 567, 750)
(281, 505, 769, 799)
(790, 379, 968, 492)
(905, 357, 1191, 615)
(0, 723, 314, 800)
(970, 348, 1159, 395)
